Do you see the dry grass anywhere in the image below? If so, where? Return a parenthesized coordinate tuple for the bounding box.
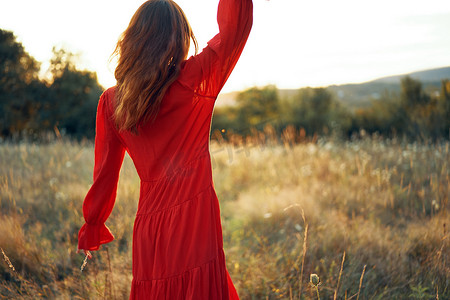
(0, 133, 449, 299)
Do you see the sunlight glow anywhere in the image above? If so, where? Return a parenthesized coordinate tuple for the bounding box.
(1, 0, 449, 92)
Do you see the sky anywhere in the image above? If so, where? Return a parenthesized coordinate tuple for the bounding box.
(1, 0, 450, 93)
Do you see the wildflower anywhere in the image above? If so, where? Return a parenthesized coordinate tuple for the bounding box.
(310, 273, 320, 286)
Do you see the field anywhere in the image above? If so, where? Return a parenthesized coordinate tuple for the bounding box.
(0, 133, 449, 299)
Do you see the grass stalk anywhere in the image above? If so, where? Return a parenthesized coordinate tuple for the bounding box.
(334, 251, 346, 300)
(356, 265, 367, 300)
(298, 224, 308, 299)
(106, 247, 115, 300)
(1, 247, 15, 273)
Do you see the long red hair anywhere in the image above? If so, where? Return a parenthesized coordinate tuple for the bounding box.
(113, 0, 198, 133)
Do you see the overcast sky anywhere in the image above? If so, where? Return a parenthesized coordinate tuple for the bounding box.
(1, 0, 450, 92)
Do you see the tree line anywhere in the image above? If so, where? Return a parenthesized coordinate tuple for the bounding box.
(212, 79, 450, 141)
(1, 28, 449, 141)
(0, 29, 102, 140)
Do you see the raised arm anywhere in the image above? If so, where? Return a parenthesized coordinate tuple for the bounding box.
(78, 90, 126, 251)
(180, 0, 253, 98)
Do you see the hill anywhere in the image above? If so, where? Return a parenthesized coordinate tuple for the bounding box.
(217, 66, 450, 109)
(372, 66, 450, 84)
(328, 66, 450, 108)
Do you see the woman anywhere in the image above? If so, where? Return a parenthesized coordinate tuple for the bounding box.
(77, 0, 253, 298)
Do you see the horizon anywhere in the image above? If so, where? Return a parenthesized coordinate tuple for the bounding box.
(1, 0, 450, 93)
(218, 65, 450, 94)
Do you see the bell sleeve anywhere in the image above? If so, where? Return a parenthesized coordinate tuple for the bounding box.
(181, 0, 253, 98)
(77, 90, 126, 251)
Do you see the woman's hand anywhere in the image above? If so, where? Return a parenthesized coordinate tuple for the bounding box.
(77, 249, 93, 271)
(76, 248, 93, 259)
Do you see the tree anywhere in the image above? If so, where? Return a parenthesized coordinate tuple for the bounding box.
(0, 29, 46, 137)
(0, 32, 103, 139)
(288, 87, 349, 136)
(0, 29, 39, 83)
(439, 80, 450, 136)
(211, 105, 238, 135)
(352, 91, 403, 137)
(43, 48, 103, 138)
(235, 85, 280, 131)
(400, 76, 433, 138)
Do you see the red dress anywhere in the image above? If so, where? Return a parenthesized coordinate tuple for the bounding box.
(77, 0, 252, 298)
